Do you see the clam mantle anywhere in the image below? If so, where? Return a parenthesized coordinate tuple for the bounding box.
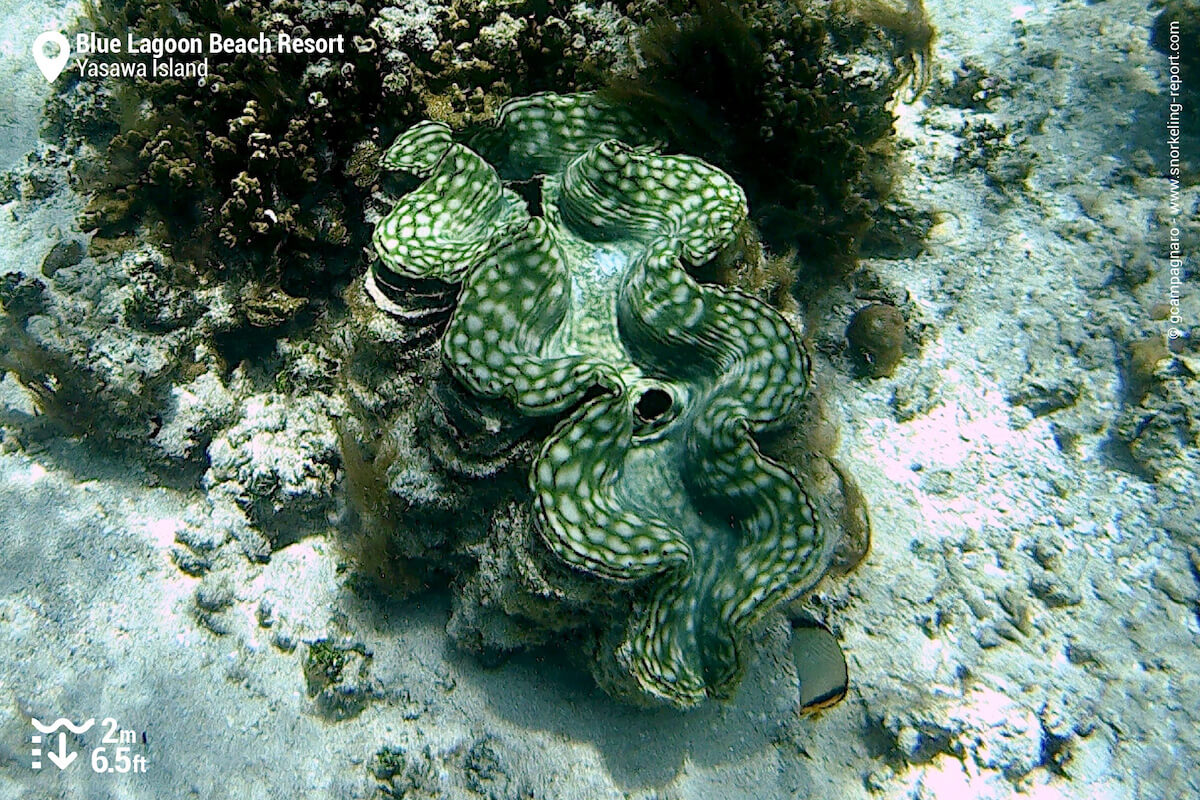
(369, 92, 842, 707)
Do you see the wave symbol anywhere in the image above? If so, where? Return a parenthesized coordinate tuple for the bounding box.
(31, 718, 95, 734)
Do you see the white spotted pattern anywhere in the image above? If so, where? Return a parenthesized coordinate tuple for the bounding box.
(370, 93, 830, 709)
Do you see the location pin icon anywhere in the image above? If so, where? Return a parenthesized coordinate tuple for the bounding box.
(32, 32, 70, 82)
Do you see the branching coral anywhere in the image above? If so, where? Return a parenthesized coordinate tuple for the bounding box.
(55, 0, 636, 314)
(370, 93, 848, 707)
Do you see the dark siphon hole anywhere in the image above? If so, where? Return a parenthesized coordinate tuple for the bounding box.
(635, 387, 673, 422)
(510, 177, 543, 216)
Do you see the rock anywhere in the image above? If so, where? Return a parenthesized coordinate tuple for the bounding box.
(847, 303, 908, 378)
(303, 639, 381, 720)
(151, 371, 238, 462)
(40, 238, 84, 276)
(194, 574, 234, 612)
(1030, 568, 1083, 608)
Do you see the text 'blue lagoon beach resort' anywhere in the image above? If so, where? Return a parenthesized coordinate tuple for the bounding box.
(73, 31, 346, 80)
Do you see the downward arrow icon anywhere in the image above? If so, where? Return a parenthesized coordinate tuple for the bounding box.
(46, 733, 77, 770)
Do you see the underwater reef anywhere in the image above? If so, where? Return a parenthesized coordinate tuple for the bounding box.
(53, 0, 932, 319)
(6, 0, 927, 708)
(10, 0, 926, 571)
(6, 0, 1200, 794)
(53, 0, 639, 316)
(351, 92, 867, 707)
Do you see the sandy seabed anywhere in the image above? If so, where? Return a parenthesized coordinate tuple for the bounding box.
(1, 0, 1197, 798)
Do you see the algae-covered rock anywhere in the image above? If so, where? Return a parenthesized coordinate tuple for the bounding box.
(0, 247, 228, 454)
(371, 733, 532, 800)
(303, 639, 382, 720)
(364, 92, 863, 707)
(847, 302, 908, 378)
(601, 0, 934, 278)
(1114, 350, 1200, 484)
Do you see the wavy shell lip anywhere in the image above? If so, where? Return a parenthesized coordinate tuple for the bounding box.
(370, 92, 845, 708)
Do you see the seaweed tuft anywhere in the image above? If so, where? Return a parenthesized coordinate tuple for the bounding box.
(603, 0, 934, 283)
